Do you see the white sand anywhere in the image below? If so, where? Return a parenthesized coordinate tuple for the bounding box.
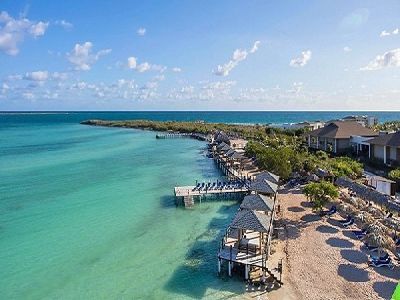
(265, 187, 399, 300)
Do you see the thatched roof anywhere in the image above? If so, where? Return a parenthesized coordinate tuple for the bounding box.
(249, 179, 278, 195)
(335, 176, 400, 212)
(216, 142, 228, 150)
(227, 151, 244, 160)
(230, 209, 272, 233)
(254, 171, 279, 184)
(240, 194, 275, 212)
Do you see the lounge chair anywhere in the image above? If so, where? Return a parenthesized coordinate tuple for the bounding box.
(342, 217, 354, 227)
(352, 229, 368, 239)
(321, 206, 336, 216)
(368, 257, 394, 269)
(369, 253, 390, 263)
(339, 215, 352, 224)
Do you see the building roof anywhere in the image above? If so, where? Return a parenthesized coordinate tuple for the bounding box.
(367, 131, 400, 147)
(240, 194, 275, 212)
(249, 179, 278, 194)
(307, 121, 378, 139)
(225, 149, 236, 157)
(227, 151, 245, 160)
(216, 141, 228, 150)
(254, 171, 280, 184)
(220, 144, 231, 152)
(230, 209, 272, 233)
(215, 131, 230, 144)
(335, 176, 400, 212)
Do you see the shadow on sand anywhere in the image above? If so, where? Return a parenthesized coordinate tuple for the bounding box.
(163, 203, 246, 299)
(373, 281, 397, 299)
(316, 224, 339, 234)
(287, 206, 305, 213)
(337, 264, 369, 282)
(340, 249, 368, 264)
(326, 237, 354, 248)
(300, 213, 321, 223)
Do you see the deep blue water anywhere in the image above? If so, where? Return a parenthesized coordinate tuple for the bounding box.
(1, 111, 400, 126)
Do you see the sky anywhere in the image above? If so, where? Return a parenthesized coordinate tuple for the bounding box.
(1, 0, 400, 111)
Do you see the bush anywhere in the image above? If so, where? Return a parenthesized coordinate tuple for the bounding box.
(303, 181, 339, 212)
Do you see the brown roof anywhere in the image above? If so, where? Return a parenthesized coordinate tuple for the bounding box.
(368, 131, 400, 147)
(308, 121, 377, 139)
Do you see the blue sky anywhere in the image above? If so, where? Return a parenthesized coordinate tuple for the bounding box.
(1, 0, 400, 111)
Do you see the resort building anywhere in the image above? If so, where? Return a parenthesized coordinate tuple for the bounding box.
(367, 131, 400, 165)
(281, 121, 325, 131)
(342, 115, 378, 127)
(306, 121, 378, 154)
(366, 175, 396, 196)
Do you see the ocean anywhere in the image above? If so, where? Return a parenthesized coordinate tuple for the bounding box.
(0, 111, 399, 299)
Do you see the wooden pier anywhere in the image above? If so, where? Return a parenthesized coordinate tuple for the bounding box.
(174, 185, 248, 207)
(156, 132, 208, 141)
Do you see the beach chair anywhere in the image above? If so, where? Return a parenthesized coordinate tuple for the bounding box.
(342, 217, 354, 227)
(339, 215, 352, 224)
(393, 236, 400, 247)
(369, 253, 390, 263)
(321, 205, 336, 217)
(352, 229, 368, 239)
(368, 257, 394, 269)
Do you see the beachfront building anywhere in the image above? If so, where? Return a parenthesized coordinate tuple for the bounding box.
(367, 131, 400, 165)
(366, 175, 396, 196)
(342, 115, 378, 127)
(281, 121, 325, 131)
(306, 121, 378, 154)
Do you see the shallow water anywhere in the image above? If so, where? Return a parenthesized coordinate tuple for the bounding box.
(0, 121, 244, 299)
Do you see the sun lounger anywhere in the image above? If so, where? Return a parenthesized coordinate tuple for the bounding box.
(353, 229, 368, 239)
(339, 215, 352, 223)
(369, 253, 389, 263)
(368, 257, 394, 269)
(321, 206, 336, 216)
(342, 218, 354, 227)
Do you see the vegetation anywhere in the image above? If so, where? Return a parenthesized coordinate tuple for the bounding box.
(303, 181, 339, 212)
(388, 169, 400, 182)
(373, 120, 400, 132)
(83, 119, 364, 181)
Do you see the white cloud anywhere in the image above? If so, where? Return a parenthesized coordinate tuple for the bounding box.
(380, 28, 399, 37)
(127, 57, 137, 69)
(172, 67, 182, 72)
(343, 46, 352, 52)
(24, 71, 49, 81)
(0, 11, 49, 55)
(55, 20, 73, 30)
(137, 62, 151, 72)
(213, 41, 260, 76)
(52, 72, 68, 81)
(290, 50, 312, 67)
(250, 41, 260, 53)
(137, 27, 146, 36)
(361, 48, 400, 70)
(67, 42, 111, 71)
(127, 56, 165, 73)
(29, 21, 49, 37)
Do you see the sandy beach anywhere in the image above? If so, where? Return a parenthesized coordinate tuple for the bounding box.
(244, 186, 399, 300)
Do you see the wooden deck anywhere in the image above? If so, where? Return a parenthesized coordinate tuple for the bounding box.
(218, 246, 265, 268)
(174, 185, 248, 197)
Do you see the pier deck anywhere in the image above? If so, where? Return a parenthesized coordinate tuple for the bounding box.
(218, 247, 265, 268)
(174, 186, 248, 197)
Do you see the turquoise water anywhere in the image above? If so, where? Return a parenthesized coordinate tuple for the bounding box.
(0, 122, 244, 299)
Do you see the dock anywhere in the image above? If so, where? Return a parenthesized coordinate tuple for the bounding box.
(174, 184, 248, 207)
(156, 132, 208, 141)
